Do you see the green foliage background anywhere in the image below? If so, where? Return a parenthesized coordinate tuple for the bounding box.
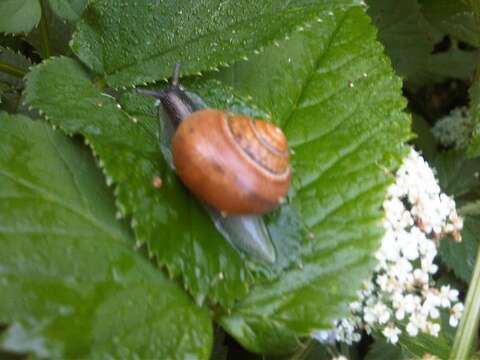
(0, 0, 479, 359)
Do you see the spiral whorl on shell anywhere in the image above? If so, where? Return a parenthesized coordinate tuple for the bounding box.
(172, 109, 291, 214)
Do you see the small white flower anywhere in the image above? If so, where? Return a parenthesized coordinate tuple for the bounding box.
(376, 273, 399, 294)
(405, 294, 421, 313)
(312, 329, 337, 344)
(363, 306, 376, 325)
(409, 311, 429, 334)
(395, 294, 421, 321)
(375, 303, 391, 324)
(395, 308, 405, 321)
(391, 257, 413, 284)
(376, 274, 388, 290)
(376, 228, 401, 263)
(439, 285, 459, 308)
(384, 198, 406, 226)
(349, 301, 362, 312)
(391, 292, 415, 320)
(406, 321, 419, 337)
(363, 301, 391, 325)
(332, 317, 363, 345)
(413, 268, 429, 285)
(398, 230, 420, 261)
(418, 237, 437, 257)
(362, 280, 375, 296)
(392, 293, 406, 320)
(351, 332, 362, 342)
(421, 255, 438, 274)
(422, 290, 441, 318)
(332, 356, 348, 360)
(426, 322, 441, 337)
(424, 304, 440, 319)
(383, 324, 401, 344)
(449, 303, 464, 327)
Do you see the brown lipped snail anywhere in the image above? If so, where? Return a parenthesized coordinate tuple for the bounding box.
(173, 109, 291, 214)
(136, 64, 291, 263)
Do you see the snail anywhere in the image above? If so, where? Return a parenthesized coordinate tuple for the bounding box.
(137, 64, 291, 263)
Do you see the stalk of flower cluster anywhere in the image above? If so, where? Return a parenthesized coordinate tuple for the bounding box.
(449, 244, 480, 359)
(313, 148, 464, 346)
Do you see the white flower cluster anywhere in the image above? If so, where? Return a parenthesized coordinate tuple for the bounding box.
(314, 148, 464, 345)
(432, 107, 472, 150)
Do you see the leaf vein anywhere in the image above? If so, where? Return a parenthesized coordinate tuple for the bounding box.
(282, 11, 350, 130)
(0, 168, 123, 242)
(298, 118, 386, 190)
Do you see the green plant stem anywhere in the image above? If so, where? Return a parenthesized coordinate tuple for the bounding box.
(450, 244, 480, 359)
(0, 62, 27, 78)
(39, 0, 52, 58)
(289, 339, 314, 360)
(468, 0, 480, 25)
(454, 8, 480, 358)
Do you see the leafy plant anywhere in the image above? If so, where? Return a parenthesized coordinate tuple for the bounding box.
(1, 0, 480, 359)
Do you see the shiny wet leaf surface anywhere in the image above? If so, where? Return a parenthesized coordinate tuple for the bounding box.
(0, 113, 212, 359)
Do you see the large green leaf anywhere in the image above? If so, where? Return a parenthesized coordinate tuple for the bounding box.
(432, 150, 480, 283)
(365, 338, 406, 360)
(469, 73, 480, 158)
(0, 113, 212, 359)
(419, 0, 480, 100)
(366, 0, 438, 85)
(0, 0, 83, 36)
(25, 56, 252, 308)
(0, 0, 41, 34)
(420, 0, 480, 47)
(0, 46, 31, 87)
(411, 112, 437, 161)
(70, 0, 362, 88)
(367, 0, 479, 88)
(48, 0, 87, 21)
(214, 7, 411, 353)
(0, 46, 31, 112)
(0, 82, 7, 102)
(440, 214, 480, 283)
(27, 2, 75, 57)
(433, 150, 480, 198)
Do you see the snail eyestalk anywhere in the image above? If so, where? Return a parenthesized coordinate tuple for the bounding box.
(134, 63, 181, 98)
(135, 88, 164, 98)
(171, 63, 181, 86)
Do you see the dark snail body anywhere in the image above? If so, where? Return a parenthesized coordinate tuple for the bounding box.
(159, 86, 197, 127)
(137, 64, 291, 263)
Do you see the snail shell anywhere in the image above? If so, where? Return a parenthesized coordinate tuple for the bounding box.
(172, 109, 291, 214)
